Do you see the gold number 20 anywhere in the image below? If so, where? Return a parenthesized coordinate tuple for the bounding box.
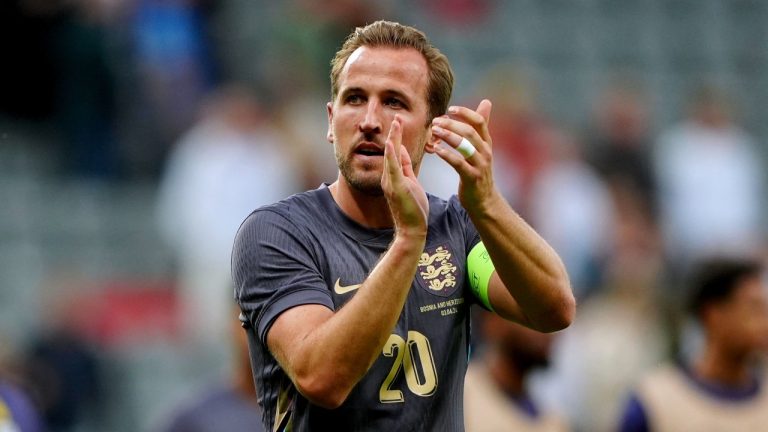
(379, 330, 438, 403)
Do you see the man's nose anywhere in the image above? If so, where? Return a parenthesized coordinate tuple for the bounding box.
(359, 100, 382, 134)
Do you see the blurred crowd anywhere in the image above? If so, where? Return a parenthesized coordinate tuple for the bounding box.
(1, 1, 767, 431)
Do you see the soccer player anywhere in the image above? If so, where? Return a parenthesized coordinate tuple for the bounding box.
(618, 258, 768, 431)
(232, 20, 575, 431)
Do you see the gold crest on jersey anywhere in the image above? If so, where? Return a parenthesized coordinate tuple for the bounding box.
(416, 245, 460, 297)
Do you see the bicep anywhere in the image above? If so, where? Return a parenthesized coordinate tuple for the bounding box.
(266, 304, 334, 377)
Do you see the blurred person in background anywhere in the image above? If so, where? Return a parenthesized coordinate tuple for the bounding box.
(130, 0, 219, 163)
(584, 81, 659, 270)
(464, 310, 569, 432)
(618, 257, 768, 432)
(22, 333, 101, 432)
(0, 0, 122, 179)
(0, 338, 45, 432)
(17, 279, 105, 432)
(541, 248, 667, 432)
(654, 85, 765, 274)
(156, 84, 301, 347)
(157, 307, 264, 432)
(52, 0, 121, 180)
(528, 127, 614, 300)
(538, 149, 667, 432)
(0, 379, 44, 432)
(585, 80, 657, 223)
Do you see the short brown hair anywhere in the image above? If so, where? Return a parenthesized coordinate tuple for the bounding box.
(330, 20, 454, 121)
(688, 257, 763, 319)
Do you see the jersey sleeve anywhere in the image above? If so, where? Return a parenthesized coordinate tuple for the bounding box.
(232, 208, 334, 344)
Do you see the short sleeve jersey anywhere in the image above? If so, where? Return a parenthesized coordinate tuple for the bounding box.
(232, 185, 482, 431)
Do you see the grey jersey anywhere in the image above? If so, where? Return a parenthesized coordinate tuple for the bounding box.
(232, 185, 481, 431)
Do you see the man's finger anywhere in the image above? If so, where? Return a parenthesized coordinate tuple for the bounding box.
(400, 145, 416, 178)
(475, 99, 492, 144)
(384, 117, 403, 181)
(476, 99, 492, 123)
(434, 142, 471, 172)
(431, 121, 484, 160)
(387, 115, 403, 148)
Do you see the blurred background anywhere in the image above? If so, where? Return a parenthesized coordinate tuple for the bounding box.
(1, 0, 766, 431)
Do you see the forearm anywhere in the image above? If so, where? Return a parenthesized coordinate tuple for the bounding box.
(469, 190, 574, 331)
(280, 234, 425, 407)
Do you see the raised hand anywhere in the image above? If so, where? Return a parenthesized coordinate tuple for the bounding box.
(430, 99, 500, 213)
(381, 115, 429, 238)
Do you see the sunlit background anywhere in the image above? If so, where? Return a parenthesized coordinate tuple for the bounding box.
(1, 1, 767, 431)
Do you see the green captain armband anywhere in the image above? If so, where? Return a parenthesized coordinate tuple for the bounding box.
(467, 241, 495, 311)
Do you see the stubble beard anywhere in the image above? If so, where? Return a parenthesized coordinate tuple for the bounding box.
(336, 148, 385, 196)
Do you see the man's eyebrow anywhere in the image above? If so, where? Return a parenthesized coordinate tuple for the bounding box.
(339, 87, 413, 103)
(340, 87, 365, 97)
(382, 89, 412, 103)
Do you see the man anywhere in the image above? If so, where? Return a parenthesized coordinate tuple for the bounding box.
(618, 258, 768, 432)
(464, 311, 569, 431)
(654, 85, 764, 269)
(232, 20, 575, 431)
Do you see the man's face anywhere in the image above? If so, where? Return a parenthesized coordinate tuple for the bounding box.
(710, 276, 768, 356)
(327, 46, 435, 195)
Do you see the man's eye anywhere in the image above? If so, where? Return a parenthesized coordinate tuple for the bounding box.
(346, 95, 364, 104)
(385, 98, 405, 108)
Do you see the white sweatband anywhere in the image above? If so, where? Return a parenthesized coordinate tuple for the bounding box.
(455, 138, 476, 158)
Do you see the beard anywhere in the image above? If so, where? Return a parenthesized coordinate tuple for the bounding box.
(335, 146, 385, 196)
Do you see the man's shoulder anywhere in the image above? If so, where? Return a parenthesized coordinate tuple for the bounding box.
(244, 187, 328, 225)
(257, 187, 327, 214)
(233, 188, 330, 251)
(636, 362, 684, 392)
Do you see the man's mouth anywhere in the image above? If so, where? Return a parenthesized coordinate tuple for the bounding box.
(354, 142, 385, 157)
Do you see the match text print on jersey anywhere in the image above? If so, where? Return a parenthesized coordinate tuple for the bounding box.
(379, 331, 438, 403)
(334, 278, 362, 294)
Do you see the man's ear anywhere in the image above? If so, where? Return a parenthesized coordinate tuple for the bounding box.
(326, 102, 334, 143)
(424, 125, 441, 154)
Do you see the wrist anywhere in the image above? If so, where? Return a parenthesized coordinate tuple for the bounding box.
(465, 189, 507, 220)
(392, 230, 427, 253)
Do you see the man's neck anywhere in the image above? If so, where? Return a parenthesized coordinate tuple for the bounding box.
(694, 343, 754, 388)
(329, 180, 395, 229)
